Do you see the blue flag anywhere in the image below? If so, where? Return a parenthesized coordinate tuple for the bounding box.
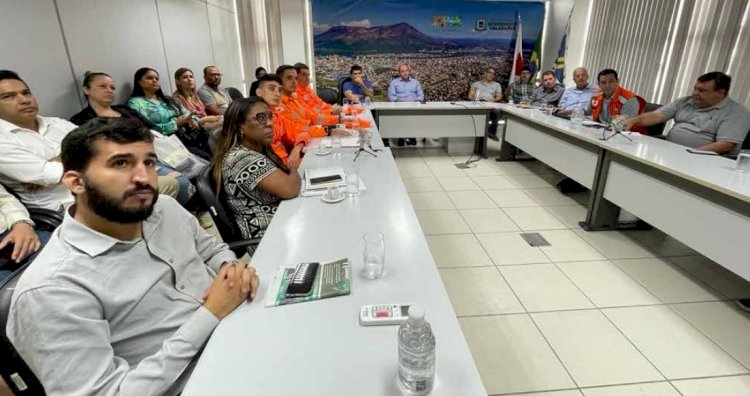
(555, 9, 572, 83)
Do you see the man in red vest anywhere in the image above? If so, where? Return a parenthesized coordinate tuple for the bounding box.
(589, 69, 647, 133)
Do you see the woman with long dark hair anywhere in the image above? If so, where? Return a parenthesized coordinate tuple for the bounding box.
(127, 67, 213, 157)
(70, 71, 200, 207)
(214, 97, 301, 244)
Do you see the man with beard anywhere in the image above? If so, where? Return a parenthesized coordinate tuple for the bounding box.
(7, 117, 260, 395)
(197, 65, 233, 115)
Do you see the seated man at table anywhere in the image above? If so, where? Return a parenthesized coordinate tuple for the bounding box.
(7, 117, 259, 395)
(505, 66, 535, 104)
(343, 65, 374, 103)
(468, 67, 503, 140)
(625, 71, 750, 155)
(294, 62, 342, 117)
(0, 70, 184, 211)
(555, 67, 598, 114)
(276, 65, 335, 133)
(388, 63, 424, 146)
(529, 70, 564, 107)
(255, 73, 305, 169)
(588, 68, 646, 132)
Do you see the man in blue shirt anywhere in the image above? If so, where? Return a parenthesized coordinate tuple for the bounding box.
(342, 65, 373, 103)
(388, 63, 424, 145)
(555, 67, 599, 114)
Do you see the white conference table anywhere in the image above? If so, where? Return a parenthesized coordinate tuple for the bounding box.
(370, 101, 500, 156)
(499, 104, 750, 282)
(182, 110, 486, 396)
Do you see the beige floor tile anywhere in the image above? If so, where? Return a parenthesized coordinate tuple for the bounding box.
(476, 232, 551, 265)
(401, 176, 443, 193)
(671, 375, 750, 395)
(545, 204, 588, 228)
(470, 175, 518, 190)
(573, 229, 657, 260)
(668, 256, 750, 300)
(491, 161, 538, 176)
(485, 189, 540, 208)
(603, 306, 747, 379)
(532, 310, 663, 387)
(393, 156, 427, 165)
(504, 173, 558, 189)
(439, 267, 525, 316)
(671, 301, 750, 369)
(504, 207, 568, 230)
(408, 191, 455, 210)
(613, 258, 723, 303)
(524, 188, 580, 206)
(459, 315, 576, 394)
(499, 264, 594, 312)
(623, 229, 697, 257)
(426, 234, 494, 268)
(557, 261, 661, 308)
(397, 162, 433, 177)
(582, 382, 680, 396)
(415, 210, 472, 235)
(459, 208, 521, 233)
(538, 230, 606, 262)
(462, 163, 500, 176)
(506, 391, 582, 396)
(429, 164, 467, 177)
(436, 176, 481, 191)
(448, 191, 498, 209)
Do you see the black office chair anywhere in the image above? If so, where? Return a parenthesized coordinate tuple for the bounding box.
(0, 262, 46, 395)
(337, 77, 352, 105)
(195, 167, 261, 257)
(317, 88, 338, 105)
(208, 128, 222, 156)
(644, 103, 667, 137)
(226, 87, 244, 101)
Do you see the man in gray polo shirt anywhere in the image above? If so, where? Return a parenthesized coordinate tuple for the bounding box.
(197, 65, 233, 115)
(529, 70, 565, 107)
(626, 71, 750, 156)
(469, 67, 503, 140)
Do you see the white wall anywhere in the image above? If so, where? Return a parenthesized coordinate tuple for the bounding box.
(0, 0, 244, 118)
(279, 0, 308, 65)
(562, 0, 592, 87)
(542, 0, 575, 81)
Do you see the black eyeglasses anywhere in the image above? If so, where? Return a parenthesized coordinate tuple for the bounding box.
(251, 111, 274, 124)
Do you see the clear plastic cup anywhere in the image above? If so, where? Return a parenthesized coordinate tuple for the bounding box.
(346, 170, 359, 195)
(363, 232, 385, 279)
(332, 136, 342, 157)
(735, 151, 750, 172)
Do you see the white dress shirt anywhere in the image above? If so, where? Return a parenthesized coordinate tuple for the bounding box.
(8, 196, 237, 396)
(0, 184, 32, 234)
(0, 115, 76, 210)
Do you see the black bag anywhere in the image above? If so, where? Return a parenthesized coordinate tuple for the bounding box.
(175, 125, 211, 160)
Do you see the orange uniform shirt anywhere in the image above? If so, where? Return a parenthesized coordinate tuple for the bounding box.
(271, 99, 327, 163)
(294, 86, 339, 126)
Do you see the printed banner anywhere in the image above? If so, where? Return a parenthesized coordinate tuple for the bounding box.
(312, 0, 545, 101)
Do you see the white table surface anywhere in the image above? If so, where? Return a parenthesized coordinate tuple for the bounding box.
(370, 101, 501, 111)
(499, 104, 750, 204)
(182, 111, 486, 396)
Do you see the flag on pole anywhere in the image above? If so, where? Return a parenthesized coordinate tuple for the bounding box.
(555, 9, 572, 83)
(528, 27, 543, 84)
(510, 11, 524, 81)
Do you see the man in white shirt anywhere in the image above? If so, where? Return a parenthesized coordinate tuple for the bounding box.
(0, 70, 182, 211)
(0, 70, 76, 210)
(8, 117, 259, 395)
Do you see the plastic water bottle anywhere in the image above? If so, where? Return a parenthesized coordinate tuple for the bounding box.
(398, 305, 436, 395)
(571, 104, 584, 127)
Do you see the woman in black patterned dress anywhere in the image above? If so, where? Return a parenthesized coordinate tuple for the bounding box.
(213, 97, 301, 245)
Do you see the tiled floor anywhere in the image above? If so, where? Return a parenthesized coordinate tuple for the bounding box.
(395, 141, 750, 396)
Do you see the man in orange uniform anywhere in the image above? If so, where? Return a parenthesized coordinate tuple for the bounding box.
(254, 74, 307, 169)
(276, 65, 339, 132)
(294, 62, 342, 118)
